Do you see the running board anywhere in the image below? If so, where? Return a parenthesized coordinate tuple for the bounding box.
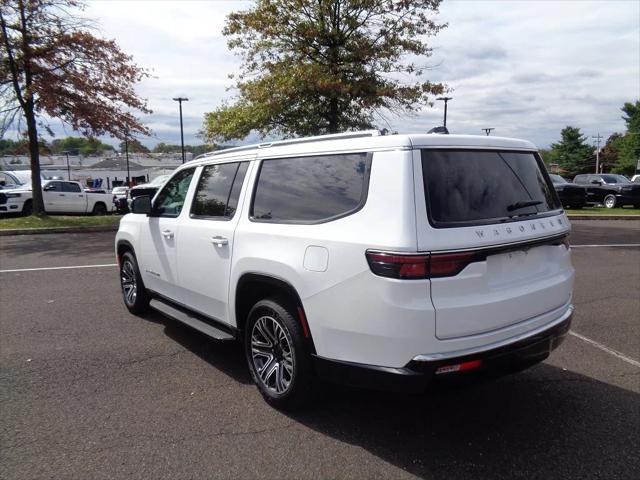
(149, 298, 235, 341)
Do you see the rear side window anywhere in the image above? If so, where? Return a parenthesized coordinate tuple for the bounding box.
(421, 150, 561, 228)
(191, 162, 249, 219)
(62, 183, 81, 193)
(251, 153, 371, 223)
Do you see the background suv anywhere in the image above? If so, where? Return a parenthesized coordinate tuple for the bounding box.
(116, 131, 574, 409)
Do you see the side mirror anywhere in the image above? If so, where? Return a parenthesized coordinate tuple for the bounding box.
(43, 184, 55, 191)
(591, 180, 602, 185)
(131, 195, 152, 214)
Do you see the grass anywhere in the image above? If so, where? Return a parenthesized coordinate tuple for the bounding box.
(0, 214, 122, 230)
(566, 206, 640, 216)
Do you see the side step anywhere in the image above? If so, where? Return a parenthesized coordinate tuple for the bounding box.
(149, 298, 235, 341)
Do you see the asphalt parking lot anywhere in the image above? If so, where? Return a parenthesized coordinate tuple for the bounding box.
(1, 220, 639, 480)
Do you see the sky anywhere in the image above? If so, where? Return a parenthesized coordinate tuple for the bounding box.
(19, 0, 640, 149)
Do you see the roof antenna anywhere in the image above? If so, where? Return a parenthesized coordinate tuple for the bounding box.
(427, 126, 449, 134)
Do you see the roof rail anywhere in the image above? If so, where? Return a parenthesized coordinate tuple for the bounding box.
(192, 130, 382, 161)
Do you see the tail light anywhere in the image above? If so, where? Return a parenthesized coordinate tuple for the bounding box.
(366, 251, 484, 279)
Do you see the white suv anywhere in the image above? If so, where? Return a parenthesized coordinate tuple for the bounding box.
(115, 131, 574, 409)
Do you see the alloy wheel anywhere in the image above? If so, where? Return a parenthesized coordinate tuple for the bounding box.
(121, 260, 137, 306)
(250, 315, 295, 395)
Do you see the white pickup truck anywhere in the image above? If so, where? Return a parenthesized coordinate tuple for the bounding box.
(0, 180, 113, 216)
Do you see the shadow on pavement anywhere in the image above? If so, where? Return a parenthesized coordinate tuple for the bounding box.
(140, 311, 640, 479)
(151, 312, 253, 385)
(286, 364, 640, 479)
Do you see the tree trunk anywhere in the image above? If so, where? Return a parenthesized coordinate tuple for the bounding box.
(328, 97, 339, 133)
(24, 99, 45, 216)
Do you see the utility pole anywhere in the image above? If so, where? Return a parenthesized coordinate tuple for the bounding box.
(592, 133, 603, 173)
(482, 128, 495, 136)
(172, 97, 189, 163)
(124, 137, 130, 186)
(63, 151, 71, 180)
(436, 96, 453, 128)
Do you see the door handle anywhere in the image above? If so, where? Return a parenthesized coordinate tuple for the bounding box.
(162, 229, 174, 239)
(211, 235, 228, 247)
(59, 194, 66, 196)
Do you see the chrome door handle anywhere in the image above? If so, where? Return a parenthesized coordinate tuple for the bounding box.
(211, 235, 228, 247)
(162, 229, 174, 239)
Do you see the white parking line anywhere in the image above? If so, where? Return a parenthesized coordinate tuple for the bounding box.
(569, 330, 640, 368)
(572, 244, 640, 248)
(0, 263, 117, 273)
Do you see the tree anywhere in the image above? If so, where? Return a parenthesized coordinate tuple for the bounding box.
(119, 138, 150, 154)
(599, 133, 623, 173)
(549, 126, 595, 177)
(1, 0, 151, 215)
(203, 0, 447, 142)
(613, 100, 640, 176)
(50, 136, 114, 155)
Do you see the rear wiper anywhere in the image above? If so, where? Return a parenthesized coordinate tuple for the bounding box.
(506, 200, 543, 212)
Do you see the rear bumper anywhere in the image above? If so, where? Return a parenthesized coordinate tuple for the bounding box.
(314, 309, 572, 393)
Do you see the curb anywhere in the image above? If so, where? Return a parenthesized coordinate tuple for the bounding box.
(0, 224, 119, 236)
(567, 215, 640, 221)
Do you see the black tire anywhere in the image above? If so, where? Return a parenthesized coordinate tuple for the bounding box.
(244, 297, 315, 410)
(93, 202, 107, 216)
(119, 251, 151, 314)
(603, 194, 617, 209)
(22, 200, 32, 216)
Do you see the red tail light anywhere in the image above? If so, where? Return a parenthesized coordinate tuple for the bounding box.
(366, 251, 484, 279)
(429, 251, 482, 278)
(365, 253, 429, 279)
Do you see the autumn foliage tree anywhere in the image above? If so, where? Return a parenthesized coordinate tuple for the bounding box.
(1, 0, 151, 215)
(203, 0, 446, 142)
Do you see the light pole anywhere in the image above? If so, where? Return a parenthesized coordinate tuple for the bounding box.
(592, 133, 603, 173)
(172, 97, 189, 163)
(482, 128, 495, 136)
(436, 96, 453, 128)
(63, 151, 71, 180)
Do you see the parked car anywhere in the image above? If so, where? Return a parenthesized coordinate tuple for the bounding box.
(126, 175, 171, 208)
(111, 186, 130, 214)
(573, 173, 640, 208)
(549, 174, 586, 209)
(0, 180, 113, 215)
(631, 174, 640, 183)
(0, 170, 48, 190)
(116, 131, 574, 409)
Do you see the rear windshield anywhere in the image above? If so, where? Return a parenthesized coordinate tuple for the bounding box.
(421, 150, 561, 227)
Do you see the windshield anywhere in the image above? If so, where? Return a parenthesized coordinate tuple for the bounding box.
(549, 174, 568, 184)
(601, 174, 631, 184)
(421, 150, 561, 227)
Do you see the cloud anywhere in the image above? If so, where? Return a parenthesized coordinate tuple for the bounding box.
(6, 0, 639, 151)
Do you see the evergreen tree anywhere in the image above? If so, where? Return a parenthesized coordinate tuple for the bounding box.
(550, 126, 595, 177)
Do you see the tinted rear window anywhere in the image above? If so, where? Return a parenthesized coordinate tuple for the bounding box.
(421, 150, 560, 227)
(191, 162, 248, 219)
(251, 153, 370, 223)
